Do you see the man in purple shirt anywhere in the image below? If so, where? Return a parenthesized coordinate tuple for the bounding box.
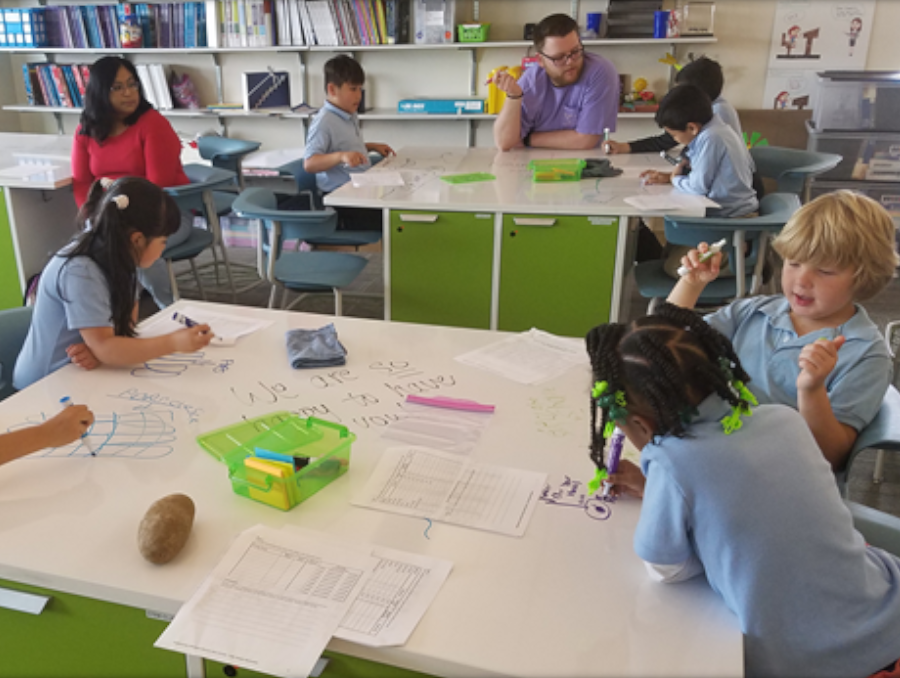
(492, 14, 619, 151)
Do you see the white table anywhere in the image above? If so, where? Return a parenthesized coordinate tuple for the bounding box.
(0, 300, 742, 677)
(0, 132, 79, 306)
(324, 147, 713, 333)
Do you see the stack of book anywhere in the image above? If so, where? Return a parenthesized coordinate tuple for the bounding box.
(21, 63, 91, 108)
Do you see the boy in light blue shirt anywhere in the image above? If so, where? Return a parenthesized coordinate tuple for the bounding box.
(640, 83, 758, 218)
(303, 55, 394, 231)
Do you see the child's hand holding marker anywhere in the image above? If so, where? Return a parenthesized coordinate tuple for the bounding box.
(171, 312, 215, 351)
(676, 239, 726, 283)
(58, 397, 95, 454)
(639, 169, 672, 186)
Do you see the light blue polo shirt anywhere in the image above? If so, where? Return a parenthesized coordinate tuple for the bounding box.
(13, 252, 117, 391)
(707, 295, 890, 432)
(713, 95, 743, 140)
(635, 395, 900, 677)
(304, 101, 370, 193)
(672, 115, 758, 218)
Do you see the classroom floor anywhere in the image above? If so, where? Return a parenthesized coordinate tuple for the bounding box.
(149, 243, 900, 519)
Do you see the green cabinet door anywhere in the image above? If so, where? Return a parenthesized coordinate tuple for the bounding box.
(0, 191, 23, 310)
(498, 214, 619, 337)
(0, 579, 186, 678)
(206, 651, 438, 678)
(389, 210, 493, 329)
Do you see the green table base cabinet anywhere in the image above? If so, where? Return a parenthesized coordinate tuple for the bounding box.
(205, 652, 438, 678)
(498, 214, 618, 337)
(0, 191, 23, 310)
(389, 210, 494, 329)
(0, 579, 186, 678)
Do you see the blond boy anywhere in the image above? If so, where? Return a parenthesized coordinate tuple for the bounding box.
(669, 190, 899, 470)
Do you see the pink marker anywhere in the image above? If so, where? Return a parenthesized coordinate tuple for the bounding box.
(405, 395, 495, 413)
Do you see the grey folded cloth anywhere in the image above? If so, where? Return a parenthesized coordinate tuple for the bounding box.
(582, 158, 623, 178)
(285, 324, 347, 369)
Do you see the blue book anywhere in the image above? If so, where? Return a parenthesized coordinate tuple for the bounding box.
(22, 64, 36, 105)
(398, 97, 485, 114)
(197, 2, 207, 47)
(184, 3, 196, 48)
(136, 4, 157, 48)
(62, 65, 81, 108)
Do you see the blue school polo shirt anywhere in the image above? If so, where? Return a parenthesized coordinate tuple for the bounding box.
(14, 253, 116, 390)
(634, 395, 900, 676)
(706, 295, 890, 432)
(303, 101, 370, 193)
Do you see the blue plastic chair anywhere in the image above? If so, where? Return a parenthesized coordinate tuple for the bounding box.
(836, 384, 900, 498)
(749, 146, 842, 202)
(231, 187, 369, 314)
(633, 192, 801, 306)
(163, 164, 241, 301)
(197, 135, 262, 192)
(846, 500, 900, 557)
(0, 306, 34, 401)
(277, 158, 382, 249)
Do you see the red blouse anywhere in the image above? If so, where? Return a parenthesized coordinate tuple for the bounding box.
(71, 108, 190, 207)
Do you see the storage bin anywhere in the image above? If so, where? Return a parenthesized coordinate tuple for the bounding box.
(197, 413, 354, 511)
(457, 23, 490, 42)
(806, 120, 900, 182)
(809, 180, 900, 219)
(528, 158, 586, 182)
(813, 71, 900, 132)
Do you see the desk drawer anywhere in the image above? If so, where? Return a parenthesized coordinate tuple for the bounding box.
(389, 210, 493, 329)
(0, 579, 185, 678)
(498, 214, 619, 336)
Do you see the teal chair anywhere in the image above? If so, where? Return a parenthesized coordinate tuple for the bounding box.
(846, 500, 900, 557)
(633, 192, 801, 306)
(749, 146, 842, 202)
(231, 187, 369, 314)
(0, 306, 34, 401)
(163, 165, 241, 301)
(196, 135, 261, 193)
(277, 158, 382, 249)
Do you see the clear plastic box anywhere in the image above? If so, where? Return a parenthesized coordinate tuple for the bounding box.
(528, 158, 587, 182)
(810, 181, 900, 219)
(806, 121, 900, 182)
(813, 71, 900, 132)
(197, 413, 354, 511)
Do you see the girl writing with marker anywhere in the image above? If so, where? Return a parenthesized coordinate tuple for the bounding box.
(13, 177, 212, 391)
(586, 302, 900, 676)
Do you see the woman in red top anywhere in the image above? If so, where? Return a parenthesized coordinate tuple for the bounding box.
(72, 56, 191, 308)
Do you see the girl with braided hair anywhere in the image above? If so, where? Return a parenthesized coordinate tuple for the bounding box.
(13, 177, 213, 391)
(586, 302, 900, 677)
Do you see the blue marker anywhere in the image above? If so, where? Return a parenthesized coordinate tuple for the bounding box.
(172, 311, 198, 328)
(254, 447, 315, 471)
(60, 396, 95, 456)
(601, 429, 625, 498)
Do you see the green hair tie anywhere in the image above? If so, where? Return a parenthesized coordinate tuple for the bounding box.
(592, 381, 609, 399)
(733, 379, 758, 407)
(722, 401, 754, 435)
(587, 467, 609, 495)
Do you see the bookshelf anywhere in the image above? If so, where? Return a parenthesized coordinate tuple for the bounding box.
(0, 1, 715, 147)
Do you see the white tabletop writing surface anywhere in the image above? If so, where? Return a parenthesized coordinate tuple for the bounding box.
(0, 301, 741, 677)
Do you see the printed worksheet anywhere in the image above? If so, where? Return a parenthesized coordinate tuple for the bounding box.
(353, 446, 546, 537)
(137, 304, 272, 342)
(455, 327, 584, 385)
(155, 525, 376, 678)
(350, 170, 405, 187)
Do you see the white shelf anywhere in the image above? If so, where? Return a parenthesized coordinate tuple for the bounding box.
(0, 36, 716, 55)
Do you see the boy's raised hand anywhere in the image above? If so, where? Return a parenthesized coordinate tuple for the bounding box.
(797, 336, 846, 392)
(173, 324, 214, 353)
(678, 242, 723, 284)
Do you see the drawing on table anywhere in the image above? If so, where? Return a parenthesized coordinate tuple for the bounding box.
(131, 352, 234, 378)
(528, 388, 584, 438)
(539, 475, 614, 521)
(8, 410, 177, 458)
(108, 387, 205, 423)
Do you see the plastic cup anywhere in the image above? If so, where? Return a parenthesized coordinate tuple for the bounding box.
(653, 10, 670, 38)
(586, 13, 602, 36)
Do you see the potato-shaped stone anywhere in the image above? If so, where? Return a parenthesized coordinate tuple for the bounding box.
(138, 494, 195, 565)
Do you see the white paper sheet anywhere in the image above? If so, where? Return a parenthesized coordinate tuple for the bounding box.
(380, 400, 493, 455)
(623, 192, 720, 211)
(280, 526, 454, 647)
(350, 171, 405, 187)
(454, 328, 585, 385)
(155, 525, 376, 678)
(353, 446, 546, 537)
(137, 304, 272, 342)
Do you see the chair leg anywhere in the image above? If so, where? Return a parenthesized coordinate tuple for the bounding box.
(167, 260, 180, 302)
(334, 289, 343, 317)
(281, 287, 291, 309)
(873, 449, 886, 484)
(268, 284, 279, 309)
(189, 259, 207, 301)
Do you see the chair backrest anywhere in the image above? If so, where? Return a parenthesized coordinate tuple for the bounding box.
(836, 385, 900, 495)
(749, 145, 842, 199)
(166, 164, 237, 222)
(0, 306, 34, 401)
(232, 187, 340, 246)
(196, 136, 261, 186)
(278, 158, 324, 210)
